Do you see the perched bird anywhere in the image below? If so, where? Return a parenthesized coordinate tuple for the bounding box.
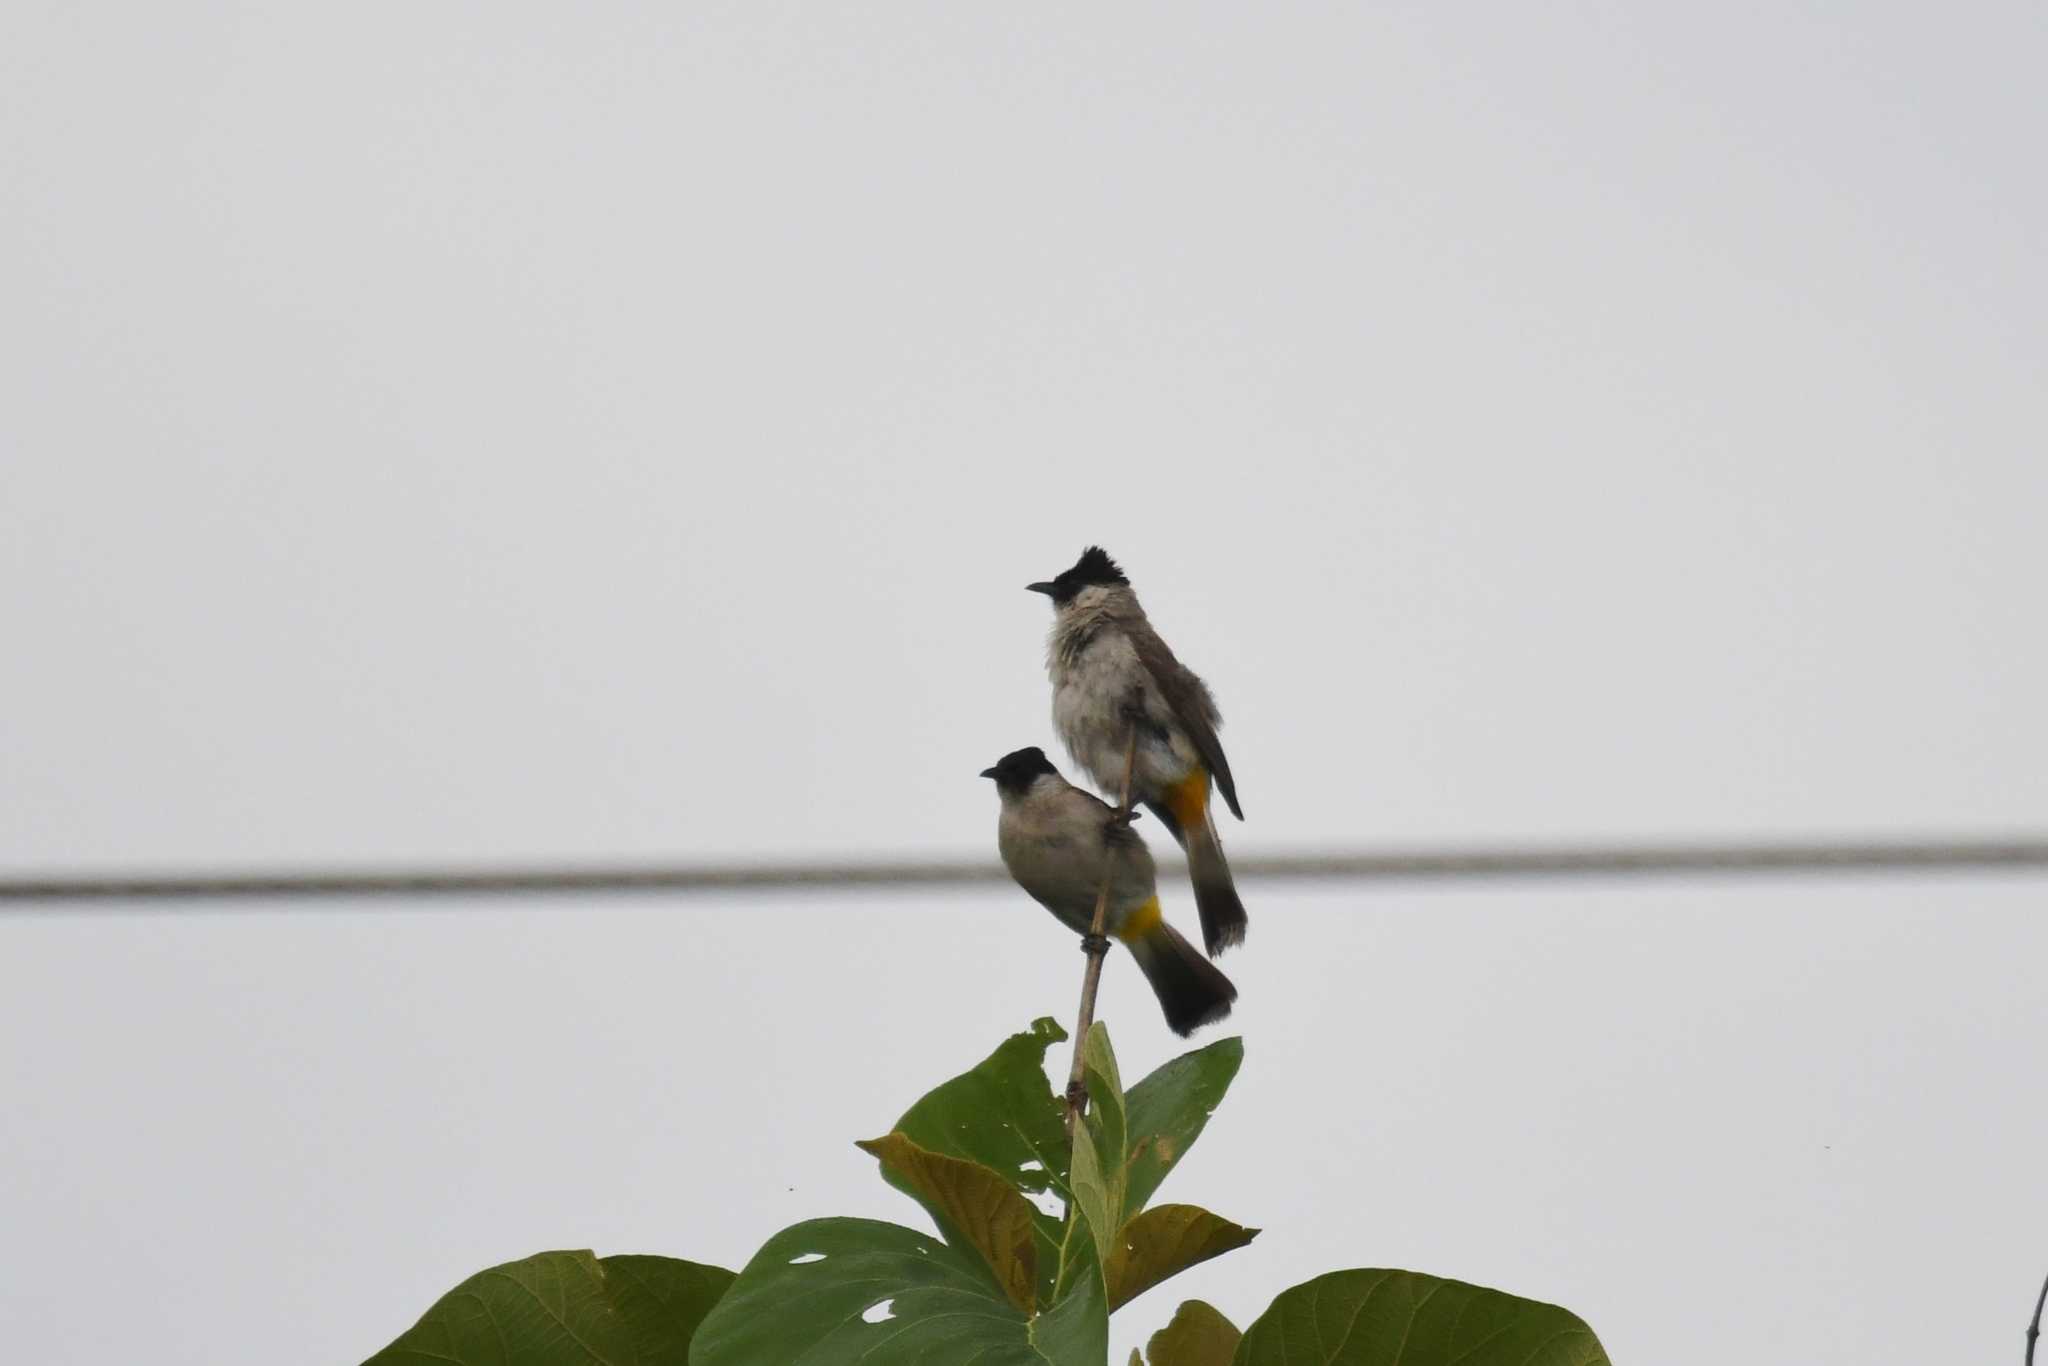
(1028, 547, 1248, 955)
(982, 747, 1236, 1037)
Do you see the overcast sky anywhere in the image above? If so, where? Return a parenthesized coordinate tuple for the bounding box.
(2, 4, 2043, 1364)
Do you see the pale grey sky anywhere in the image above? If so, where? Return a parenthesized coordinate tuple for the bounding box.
(1, 3, 2043, 1364)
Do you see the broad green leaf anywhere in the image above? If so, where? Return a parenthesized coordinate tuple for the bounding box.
(1146, 1300, 1241, 1366)
(690, 1217, 1110, 1366)
(691, 1218, 1037, 1365)
(1124, 1036, 1242, 1216)
(1233, 1269, 1609, 1366)
(1103, 1205, 1258, 1313)
(365, 1249, 733, 1366)
(597, 1257, 738, 1366)
(1132, 1354, 1146, 1366)
(856, 1131, 1039, 1311)
(890, 1016, 1071, 1197)
(888, 1016, 1074, 1293)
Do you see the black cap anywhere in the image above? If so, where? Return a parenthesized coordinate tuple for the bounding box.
(980, 746, 1059, 794)
(1026, 546, 1128, 603)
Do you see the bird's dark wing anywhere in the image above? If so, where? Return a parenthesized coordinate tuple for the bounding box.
(1129, 620, 1242, 820)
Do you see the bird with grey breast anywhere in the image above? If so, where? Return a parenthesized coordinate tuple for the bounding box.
(981, 746, 1236, 1036)
(1028, 547, 1248, 956)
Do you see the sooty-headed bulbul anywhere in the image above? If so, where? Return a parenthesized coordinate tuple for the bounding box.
(1028, 547, 1248, 956)
(982, 746, 1235, 1036)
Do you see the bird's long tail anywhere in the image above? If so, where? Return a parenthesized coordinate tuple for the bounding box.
(1144, 770, 1249, 957)
(1120, 902, 1237, 1036)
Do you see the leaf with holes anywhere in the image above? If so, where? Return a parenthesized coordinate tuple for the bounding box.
(887, 1016, 1074, 1293)
(1233, 1269, 1609, 1366)
(1123, 1036, 1241, 1216)
(364, 1249, 733, 1366)
(689, 1217, 1109, 1366)
(1103, 1205, 1257, 1313)
(1145, 1299, 1241, 1366)
(856, 1131, 1040, 1311)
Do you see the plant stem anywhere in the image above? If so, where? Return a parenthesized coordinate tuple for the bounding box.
(1063, 694, 1142, 1135)
(2028, 1268, 2046, 1366)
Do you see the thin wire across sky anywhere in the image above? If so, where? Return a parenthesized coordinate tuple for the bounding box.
(4, 836, 2044, 905)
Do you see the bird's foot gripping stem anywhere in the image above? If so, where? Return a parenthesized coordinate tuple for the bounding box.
(1079, 932, 1111, 956)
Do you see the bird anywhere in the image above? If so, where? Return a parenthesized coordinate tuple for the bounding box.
(981, 746, 1236, 1036)
(1028, 547, 1248, 956)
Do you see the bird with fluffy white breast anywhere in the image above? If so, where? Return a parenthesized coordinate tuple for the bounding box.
(1027, 547, 1248, 957)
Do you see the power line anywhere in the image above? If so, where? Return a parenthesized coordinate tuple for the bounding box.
(4, 836, 2046, 905)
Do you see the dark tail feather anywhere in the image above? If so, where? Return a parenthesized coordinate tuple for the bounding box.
(1184, 813, 1248, 956)
(1127, 921, 1237, 1036)
(1144, 797, 1248, 957)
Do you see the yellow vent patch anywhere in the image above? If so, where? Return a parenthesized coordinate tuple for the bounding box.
(1166, 769, 1210, 831)
(1115, 896, 1163, 944)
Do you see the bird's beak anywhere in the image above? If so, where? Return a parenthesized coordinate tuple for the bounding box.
(979, 766, 1000, 779)
(1025, 581, 1056, 596)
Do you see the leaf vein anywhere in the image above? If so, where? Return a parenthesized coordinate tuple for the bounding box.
(480, 1268, 619, 1366)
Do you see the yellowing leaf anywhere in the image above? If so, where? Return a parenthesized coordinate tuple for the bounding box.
(856, 1131, 1039, 1312)
(1145, 1299, 1242, 1366)
(1103, 1204, 1258, 1312)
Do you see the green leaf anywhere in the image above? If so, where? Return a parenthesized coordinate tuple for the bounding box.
(1233, 1269, 1609, 1366)
(1103, 1205, 1258, 1313)
(1146, 1300, 1241, 1366)
(689, 1217, 1108, 1366)
(364, 1249, 734, 1366)
(1123, 1036, 1242, 1216)
(856, 1131, 1040, 1311)
(1080, 1024, 1128, 1213)
(1030, 1233, 1110, 1366)
(598, 1258, 739, 1366)
(1063, 1100, 1118, 1301)
(890, 1016, 1071, 1196)
(1066, 1023, 1131, 1288)
(888, 1017, 1074, 1294)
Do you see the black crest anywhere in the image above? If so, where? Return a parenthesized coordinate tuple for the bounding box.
(980, 746, 1059, 794)
(1041, 546, 1129, 603)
